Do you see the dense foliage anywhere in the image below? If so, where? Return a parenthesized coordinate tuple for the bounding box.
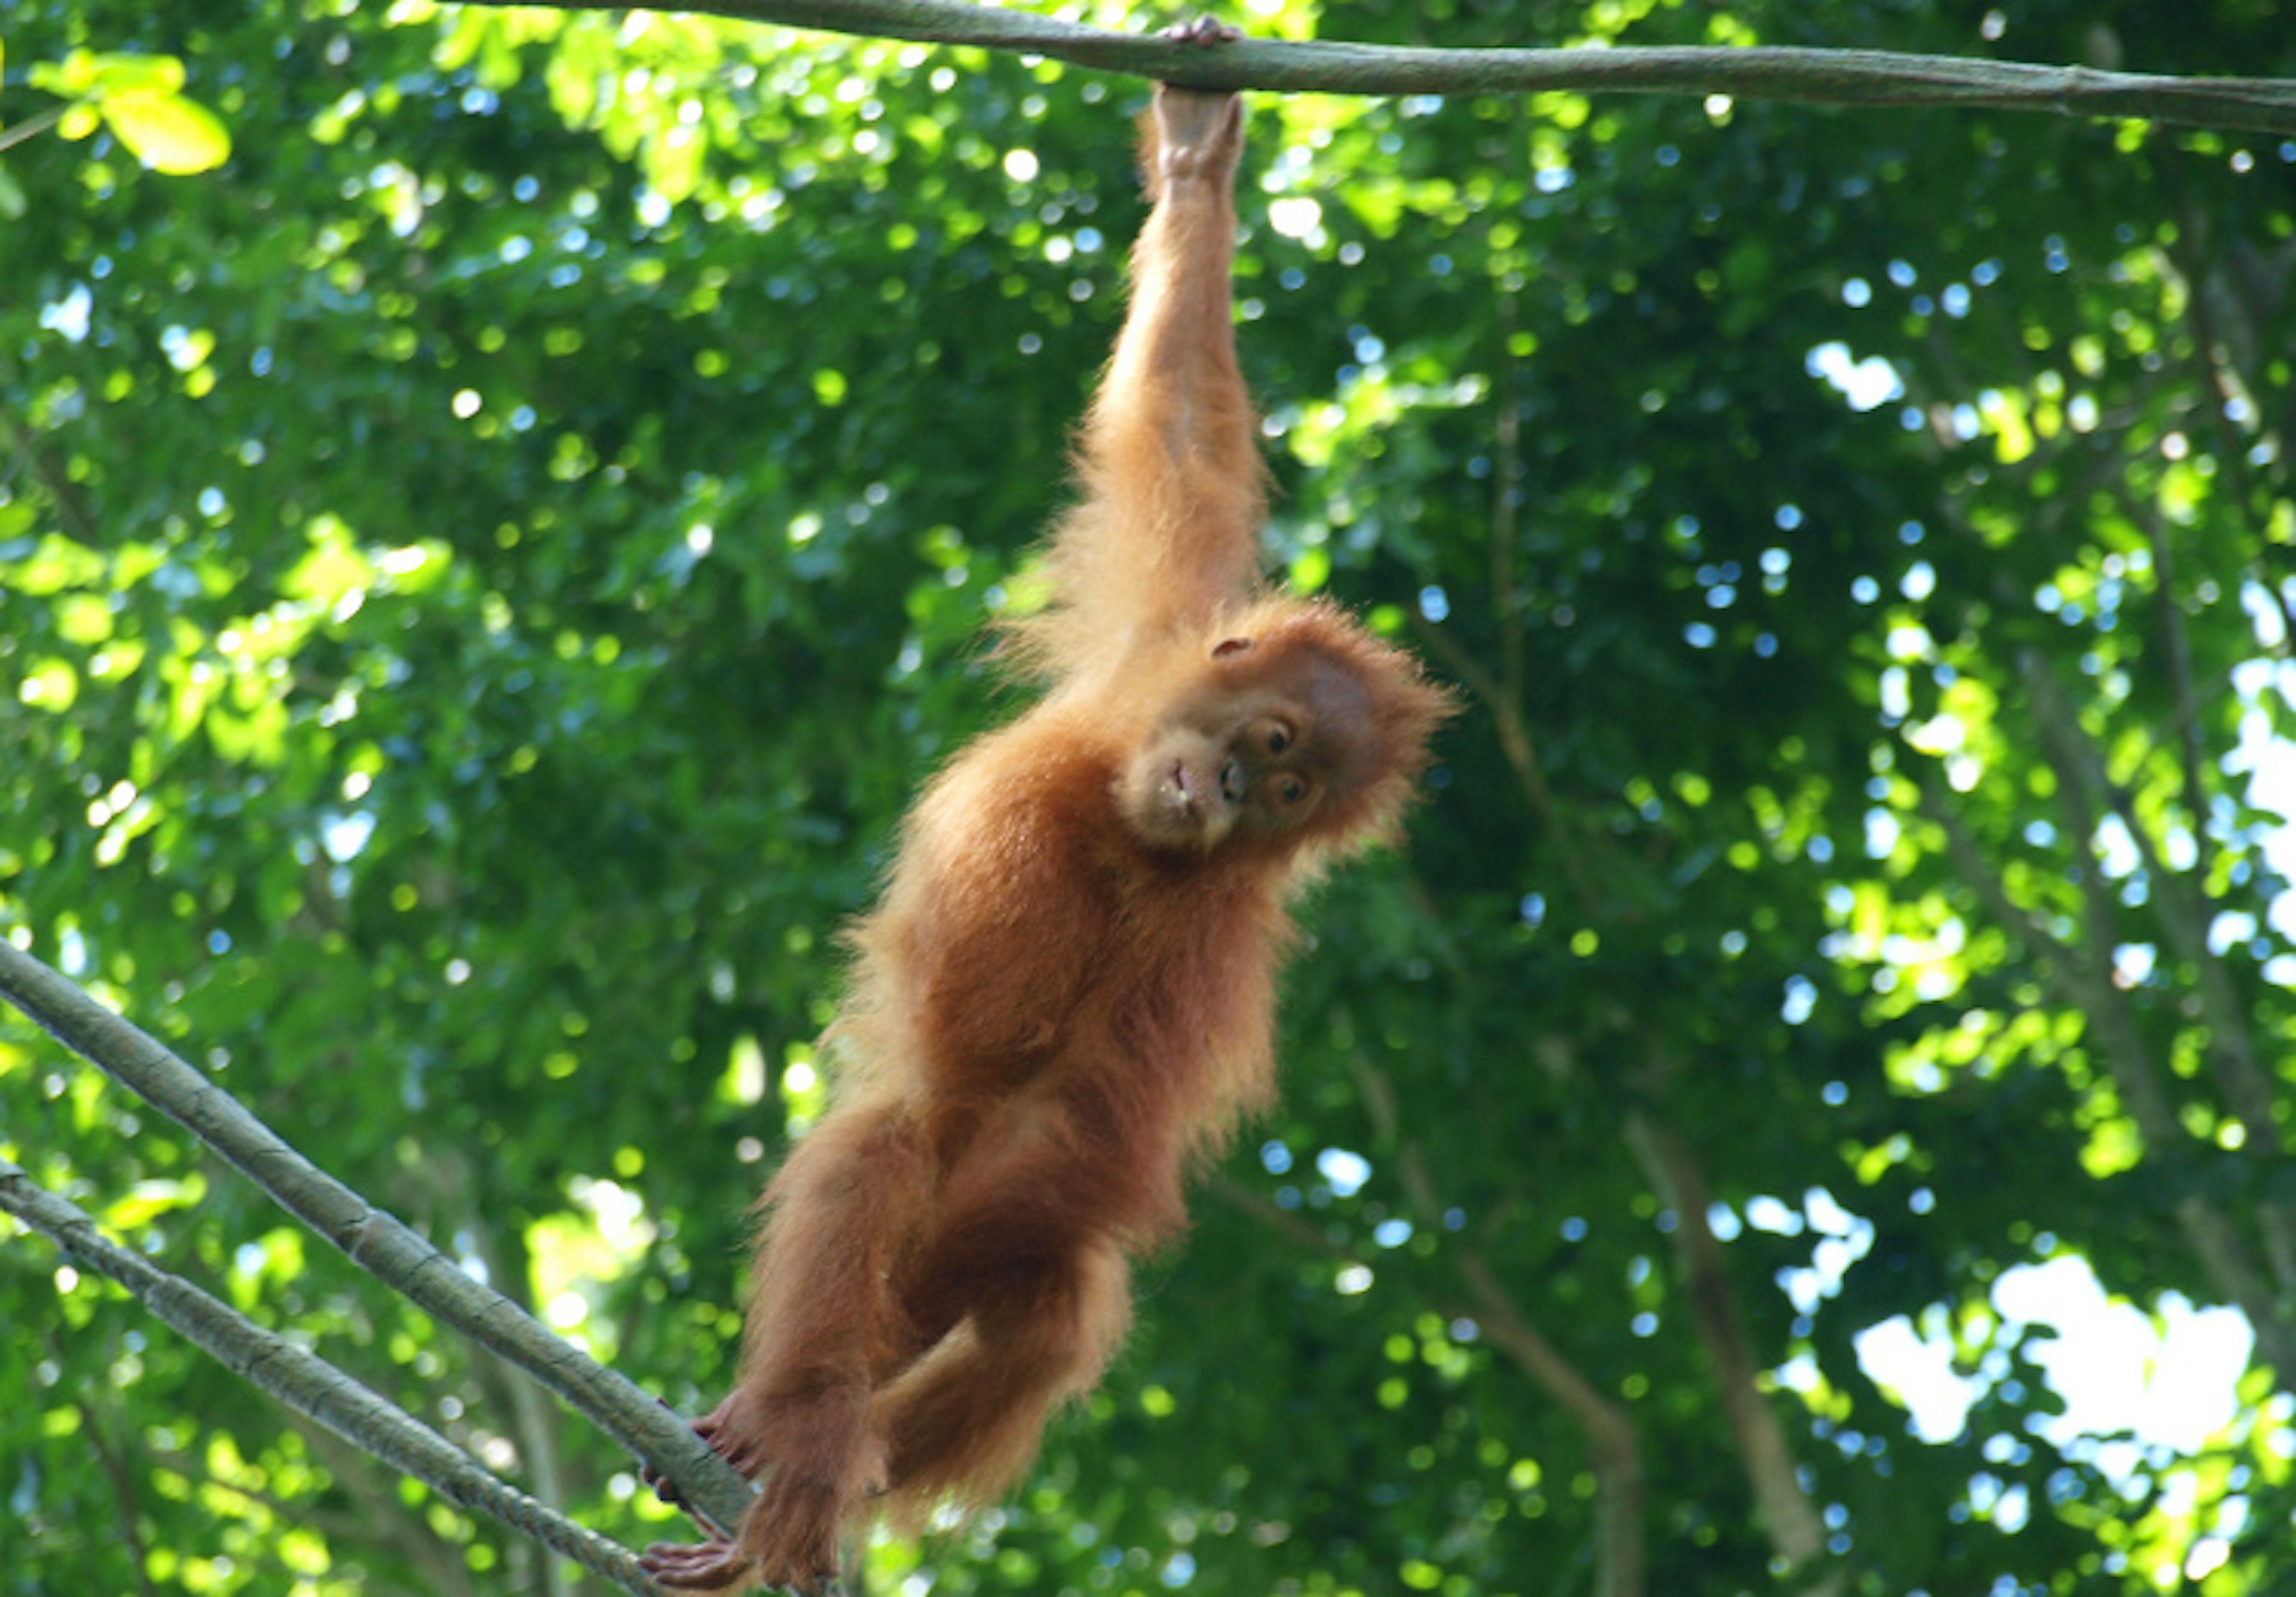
(5, 2, 2296, 1593)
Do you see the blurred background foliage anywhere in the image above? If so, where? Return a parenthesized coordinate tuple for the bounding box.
(5, 1, 2296, 1593)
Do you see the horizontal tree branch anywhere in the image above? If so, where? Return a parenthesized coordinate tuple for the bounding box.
(461, 0, 2296, 136)
(0, 1159, 657, 1595)
(0, 937, 755, 1537)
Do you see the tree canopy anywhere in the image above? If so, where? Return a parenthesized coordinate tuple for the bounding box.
(5, 1, 2296, 1594)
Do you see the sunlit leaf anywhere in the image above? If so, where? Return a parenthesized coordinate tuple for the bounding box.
(105, 1177, 206, 1229)
(282, 521, 377, 609)
(17, 658, 79, 712)
(5, 535, 105, 596)
(100, 89, 230, 175)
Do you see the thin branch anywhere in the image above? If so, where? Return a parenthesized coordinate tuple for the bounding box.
(2121, 479, 2215, 879)
(43, 1340, 163, 1597)
(1489, 278, 1528, 720)
(200, 1421, 486, 1594)
(465, 0, 2296, 135)
(1621, 1110, 1833, 1592)
(1915, 764, 2296, 1379)
(1917, 765, 2175, 1144)
(1209, 1164, 1647, 1597)
(2022, 659, 2248, 1105)
(0, 937, 755, 1537)
(1455, 1254, 1646, 1597)
(0, 1159, 660, 1596)
(467, 1202, 579, 1597)
(1410, 607, 1598, 910)
(2016, 654, 2296, 1292)
(0, 106, 69, 156)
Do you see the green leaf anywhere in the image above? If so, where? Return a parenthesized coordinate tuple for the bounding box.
(7, 535, 106, 596)
(18, 658, 79, 712)
(100, 89, 230, 175)
(282, 518, 377, 608)
(30, 49, 184, 99)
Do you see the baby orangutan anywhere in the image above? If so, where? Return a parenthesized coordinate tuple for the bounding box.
(643, 74, 1451, 1595)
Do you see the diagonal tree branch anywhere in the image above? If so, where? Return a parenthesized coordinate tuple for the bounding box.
(1454, 1253, 1647, 1597)
(1914, 759, 2296, 1381)
(0, 936, 755, 1538)
(459, 0, 2296, 135)
(42, 1345, 163, 1597)
(1209, 1171, 1647, 1597)
(0, 1159, 658, 1596)
(2015, 653, 2296, 1296)
(1618, 1106, 1845, 1594)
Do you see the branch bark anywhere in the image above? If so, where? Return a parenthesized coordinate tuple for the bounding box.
(2016, 654, 2296, 1297)
(0, 1159, 659, 1596)
(1915, 764, 2296, 1379)
(0, 936, 755, 1537)
(463, 0, 2296, 135)
(45, 1353, 163, 1597)
(1622, 1112, 1834, 1593)
(1455, 1254, 1647, 1597)
(1208, 1174, 1647, 1597)
(1340, 1054, 1647, 1594)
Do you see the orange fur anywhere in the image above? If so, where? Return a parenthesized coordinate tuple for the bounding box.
(643, 86, 1451, 1595)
